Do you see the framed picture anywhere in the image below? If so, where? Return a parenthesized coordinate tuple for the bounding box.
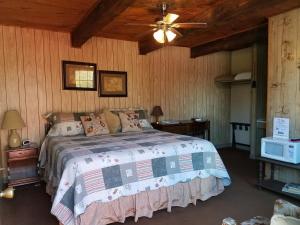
(62, 60, 97, 91)
(99, 70, 127, 97)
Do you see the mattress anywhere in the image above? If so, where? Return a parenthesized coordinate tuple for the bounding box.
(40, 129, 230, 225)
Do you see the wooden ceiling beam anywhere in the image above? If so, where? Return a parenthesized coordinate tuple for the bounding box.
(138, 0, 300, 55)
(190, 25, 268, 58)
(71, 0, 135, 47)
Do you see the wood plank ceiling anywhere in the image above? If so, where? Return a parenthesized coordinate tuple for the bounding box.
(0, 0, 300, 57)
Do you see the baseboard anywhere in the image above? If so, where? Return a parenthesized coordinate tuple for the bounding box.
(235, 144, 250, 151)
(215, 143, 231, 149)
(215, 143, 250, 151)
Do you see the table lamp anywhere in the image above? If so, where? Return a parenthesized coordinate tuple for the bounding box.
(1, 110, 26, 148)
(0, 187, 14, 199)
(151, 106, 163, 124)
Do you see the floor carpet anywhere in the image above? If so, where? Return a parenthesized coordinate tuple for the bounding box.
(0, 148, 297, 225)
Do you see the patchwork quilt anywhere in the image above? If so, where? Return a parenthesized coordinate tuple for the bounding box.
(40, 130, 230, 225)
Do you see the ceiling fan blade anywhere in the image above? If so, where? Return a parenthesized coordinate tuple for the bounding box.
(136, 28, 158, 40)
(169, 28, 183, 37)
(164, 13, 179, 24)
(126, 23, 158, 28)
(172, 22, 207, 29)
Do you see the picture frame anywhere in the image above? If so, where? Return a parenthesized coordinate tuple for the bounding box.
(98, 70, 127, 97)
(62, 60, 97, 91)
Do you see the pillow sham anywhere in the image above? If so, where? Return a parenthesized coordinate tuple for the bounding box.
(110, 108, 149, 119)
(45, 112, 88, 125)
(80, 113, 109, 136)
(103, 109, 121, 133)
(47, 121, 84, 136)
(119, 112, 142, 132)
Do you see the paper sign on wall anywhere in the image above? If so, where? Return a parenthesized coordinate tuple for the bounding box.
(273, 117, 289, 139)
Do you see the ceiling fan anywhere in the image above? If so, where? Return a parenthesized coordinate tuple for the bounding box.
(127, 2, 207, 44)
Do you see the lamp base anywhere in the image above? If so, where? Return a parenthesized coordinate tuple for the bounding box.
(0, 187, 14, 199)
(155, 116, 160, 124)
(8, 129, 21, 148)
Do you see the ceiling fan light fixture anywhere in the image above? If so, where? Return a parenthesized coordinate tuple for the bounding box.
(166, 29, 176, 42)
(153, 29, 165, 43)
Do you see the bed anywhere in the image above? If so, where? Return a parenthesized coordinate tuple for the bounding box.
(40, 128, 230, 225)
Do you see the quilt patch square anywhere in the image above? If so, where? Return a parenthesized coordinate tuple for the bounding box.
(138, 142, 157, 147)
(89, 147, 112, 153)
(80, 142, 99, 146)
(192, 152, 204, 170)
(60, 184, 75, 213)
(82, 169, 105, 194)
(203, 152, 216, 168)
(166, 156, 180, 174)
(120, 163, 138, 184)
(136, 159, 153, 180)
(74, 176, 88, 204)
(152, 157, 167, 177)
(102, 165, 123, 189)
(176, 137, 195, 141)
(179, 154, 193, 172)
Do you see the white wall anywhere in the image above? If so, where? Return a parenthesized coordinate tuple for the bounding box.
(230, 47, 253, 148)
(230, 84, 252, 146)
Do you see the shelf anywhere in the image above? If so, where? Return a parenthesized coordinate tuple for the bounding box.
(257, 157, 300, 170)
(8, 177, 40, 187)
(214, 75, 251, 85)
(257, 179, 300, 200)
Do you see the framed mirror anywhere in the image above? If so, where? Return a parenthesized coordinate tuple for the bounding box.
(62, 60, 97, 91)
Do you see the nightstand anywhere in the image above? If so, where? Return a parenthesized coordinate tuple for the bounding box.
(152, 120, 210, 140)
(6, 143, 40, 187)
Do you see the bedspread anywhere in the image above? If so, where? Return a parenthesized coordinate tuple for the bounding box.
(40, 130, 230, 225)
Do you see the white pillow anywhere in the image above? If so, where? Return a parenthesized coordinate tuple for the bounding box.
(47, 121, 84, 136)
(139, 119, 153, 129)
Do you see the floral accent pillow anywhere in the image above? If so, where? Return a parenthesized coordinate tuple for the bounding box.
(47, 121, 84, 136)
(119, 112, 142, 132)
(80, 113, 109, 136)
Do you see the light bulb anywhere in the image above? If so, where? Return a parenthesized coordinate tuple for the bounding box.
(166, 30, 176, 42)
(153, 29, 165, 43)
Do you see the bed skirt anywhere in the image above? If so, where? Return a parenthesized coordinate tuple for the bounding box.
(58, 176, 224, 225)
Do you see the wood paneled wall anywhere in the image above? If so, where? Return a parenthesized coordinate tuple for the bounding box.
(0, 25, 231, 171)
(267, 8, 300, 182)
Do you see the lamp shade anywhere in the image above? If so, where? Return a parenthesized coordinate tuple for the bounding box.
(151, 106, 164, 117)
(1, 110, 25, 129)
(153, 29, 165, 44)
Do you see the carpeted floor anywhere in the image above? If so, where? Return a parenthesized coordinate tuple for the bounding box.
(0, 148, 296, 225)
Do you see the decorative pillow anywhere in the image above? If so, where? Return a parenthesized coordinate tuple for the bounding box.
(47, 121, 84, 136)
(274, 199, 300, 219)
(240, 216, 270, 225)
(103, 109, 121, 133)
(139, 119, 153, 129)
(110, 108, 149, 119)
(119, 112, 142, 132)
(80, 113, 109, 136)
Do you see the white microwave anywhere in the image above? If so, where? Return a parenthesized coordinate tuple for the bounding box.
(261, 137, 300, 164)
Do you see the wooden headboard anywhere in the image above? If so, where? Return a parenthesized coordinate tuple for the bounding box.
(44, 122, 52, 135)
